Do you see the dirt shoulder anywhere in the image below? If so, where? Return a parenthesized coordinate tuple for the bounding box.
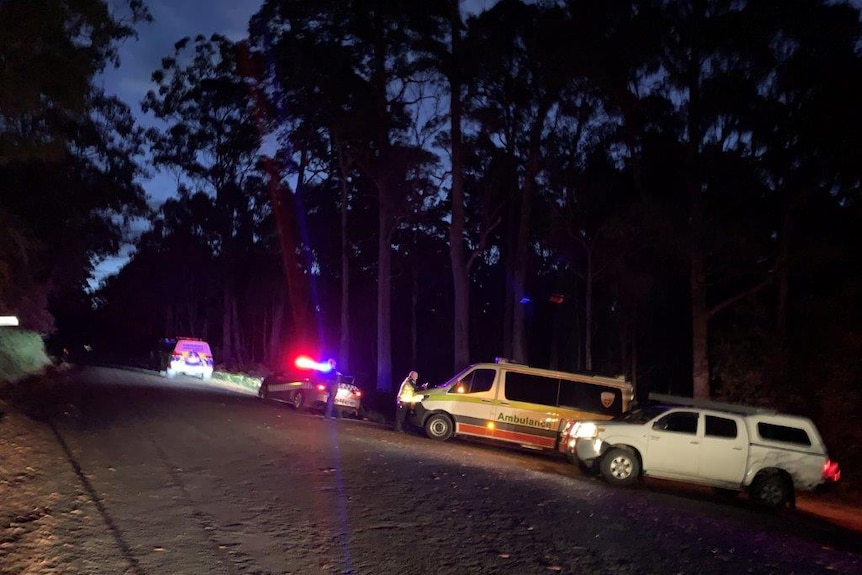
(0, 398, 131, 574)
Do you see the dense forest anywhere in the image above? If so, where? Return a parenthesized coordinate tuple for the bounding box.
(2, 0, 861, 476)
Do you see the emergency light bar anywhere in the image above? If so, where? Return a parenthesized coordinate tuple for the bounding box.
(294, 355, 334, 373)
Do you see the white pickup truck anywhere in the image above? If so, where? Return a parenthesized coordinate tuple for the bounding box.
(561, 394, 841, 508)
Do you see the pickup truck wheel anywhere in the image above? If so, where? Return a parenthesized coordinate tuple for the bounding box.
(600, 447, 640, 487)
(750, 472, 790, 509)
(424, 414, 454, 441)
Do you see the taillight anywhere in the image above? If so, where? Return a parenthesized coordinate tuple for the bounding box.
(171, 353, 182, 361)
(316, 384, 326, 391)
(353, 390, 362, 397)
(822, 459, 841, 482)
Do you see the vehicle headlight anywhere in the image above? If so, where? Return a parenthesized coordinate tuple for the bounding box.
(574, 422, 599, 439)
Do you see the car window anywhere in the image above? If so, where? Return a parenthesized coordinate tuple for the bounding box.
(175, 339, 211, 355)
(504, 372, 559, 406)
(757, 422, 811, 446)
(449, 369, 496, 394)
(705, 415, 738, 439)
(653, 411, 699, 434)
(559, 380, 625, 414)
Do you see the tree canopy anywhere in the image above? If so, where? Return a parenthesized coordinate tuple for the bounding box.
(0, 0, 151, 333)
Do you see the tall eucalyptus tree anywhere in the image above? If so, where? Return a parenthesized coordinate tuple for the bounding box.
(465, 0, 577, 364)
(636, 0, 779, 398)
(251, 0, 439, 391)
(143, 34, 266, 366)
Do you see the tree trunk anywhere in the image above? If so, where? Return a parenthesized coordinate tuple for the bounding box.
(231, 296, 244, 366)
(447, 0, 470, 371)
(776, 196, 794, 343)
(512, 117, 546, 364)
(222, 282, 232, 367)
(630, 310, 638, 396)
(687, 1, 709, 399)
(511, 176, 531, 364)
(376, 189, 393, 392)
(268, 298, 284, 368)
(503, 203, 517, 359)
(690, 244, 710, 399)
(262, 160, 309, 346)
(337, 141, 351, 372)
(584, 246, 594, 372)
(411, 265, 419, 368)
(572, 279, 582, 370)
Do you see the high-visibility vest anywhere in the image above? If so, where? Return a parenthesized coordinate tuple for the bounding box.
(397, 378, 416, 403)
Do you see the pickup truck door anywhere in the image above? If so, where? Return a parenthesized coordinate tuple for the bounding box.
(697, 414, 748, 484)
(645, 411, 701, 477)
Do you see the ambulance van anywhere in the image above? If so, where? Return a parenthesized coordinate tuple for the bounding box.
(408, 359, 634, 451)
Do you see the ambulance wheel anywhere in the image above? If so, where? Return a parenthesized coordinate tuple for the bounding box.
(600, 447, 640, 487)
(292, 391, 305, 410)
(424, 414, 453, 441)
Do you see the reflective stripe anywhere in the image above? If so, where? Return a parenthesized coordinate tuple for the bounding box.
(455, 417, 557, 448)
(268, 382, 303, 393)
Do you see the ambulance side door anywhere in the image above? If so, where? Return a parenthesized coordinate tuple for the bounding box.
(447, 367, 499, 438)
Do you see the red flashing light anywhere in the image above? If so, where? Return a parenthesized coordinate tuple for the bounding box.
(295, 355, 333, 373)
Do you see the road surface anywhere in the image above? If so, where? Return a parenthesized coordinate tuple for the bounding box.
(1, 365, 860, 574)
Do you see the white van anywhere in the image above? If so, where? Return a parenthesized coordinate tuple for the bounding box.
(152, 337, 214, 380)
(408, 359, 634, 451)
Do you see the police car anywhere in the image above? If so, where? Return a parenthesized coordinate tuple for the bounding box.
(258, 356, 362, 418)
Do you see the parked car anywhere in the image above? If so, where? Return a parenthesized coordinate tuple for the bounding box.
(258, 370, 362, 419)
(564, 393, 841, 509)
(151, 337, 214, 380)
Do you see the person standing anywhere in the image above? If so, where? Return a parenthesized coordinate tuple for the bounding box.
(394, 370, 418, 432)
(325, 360, 341, 420)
